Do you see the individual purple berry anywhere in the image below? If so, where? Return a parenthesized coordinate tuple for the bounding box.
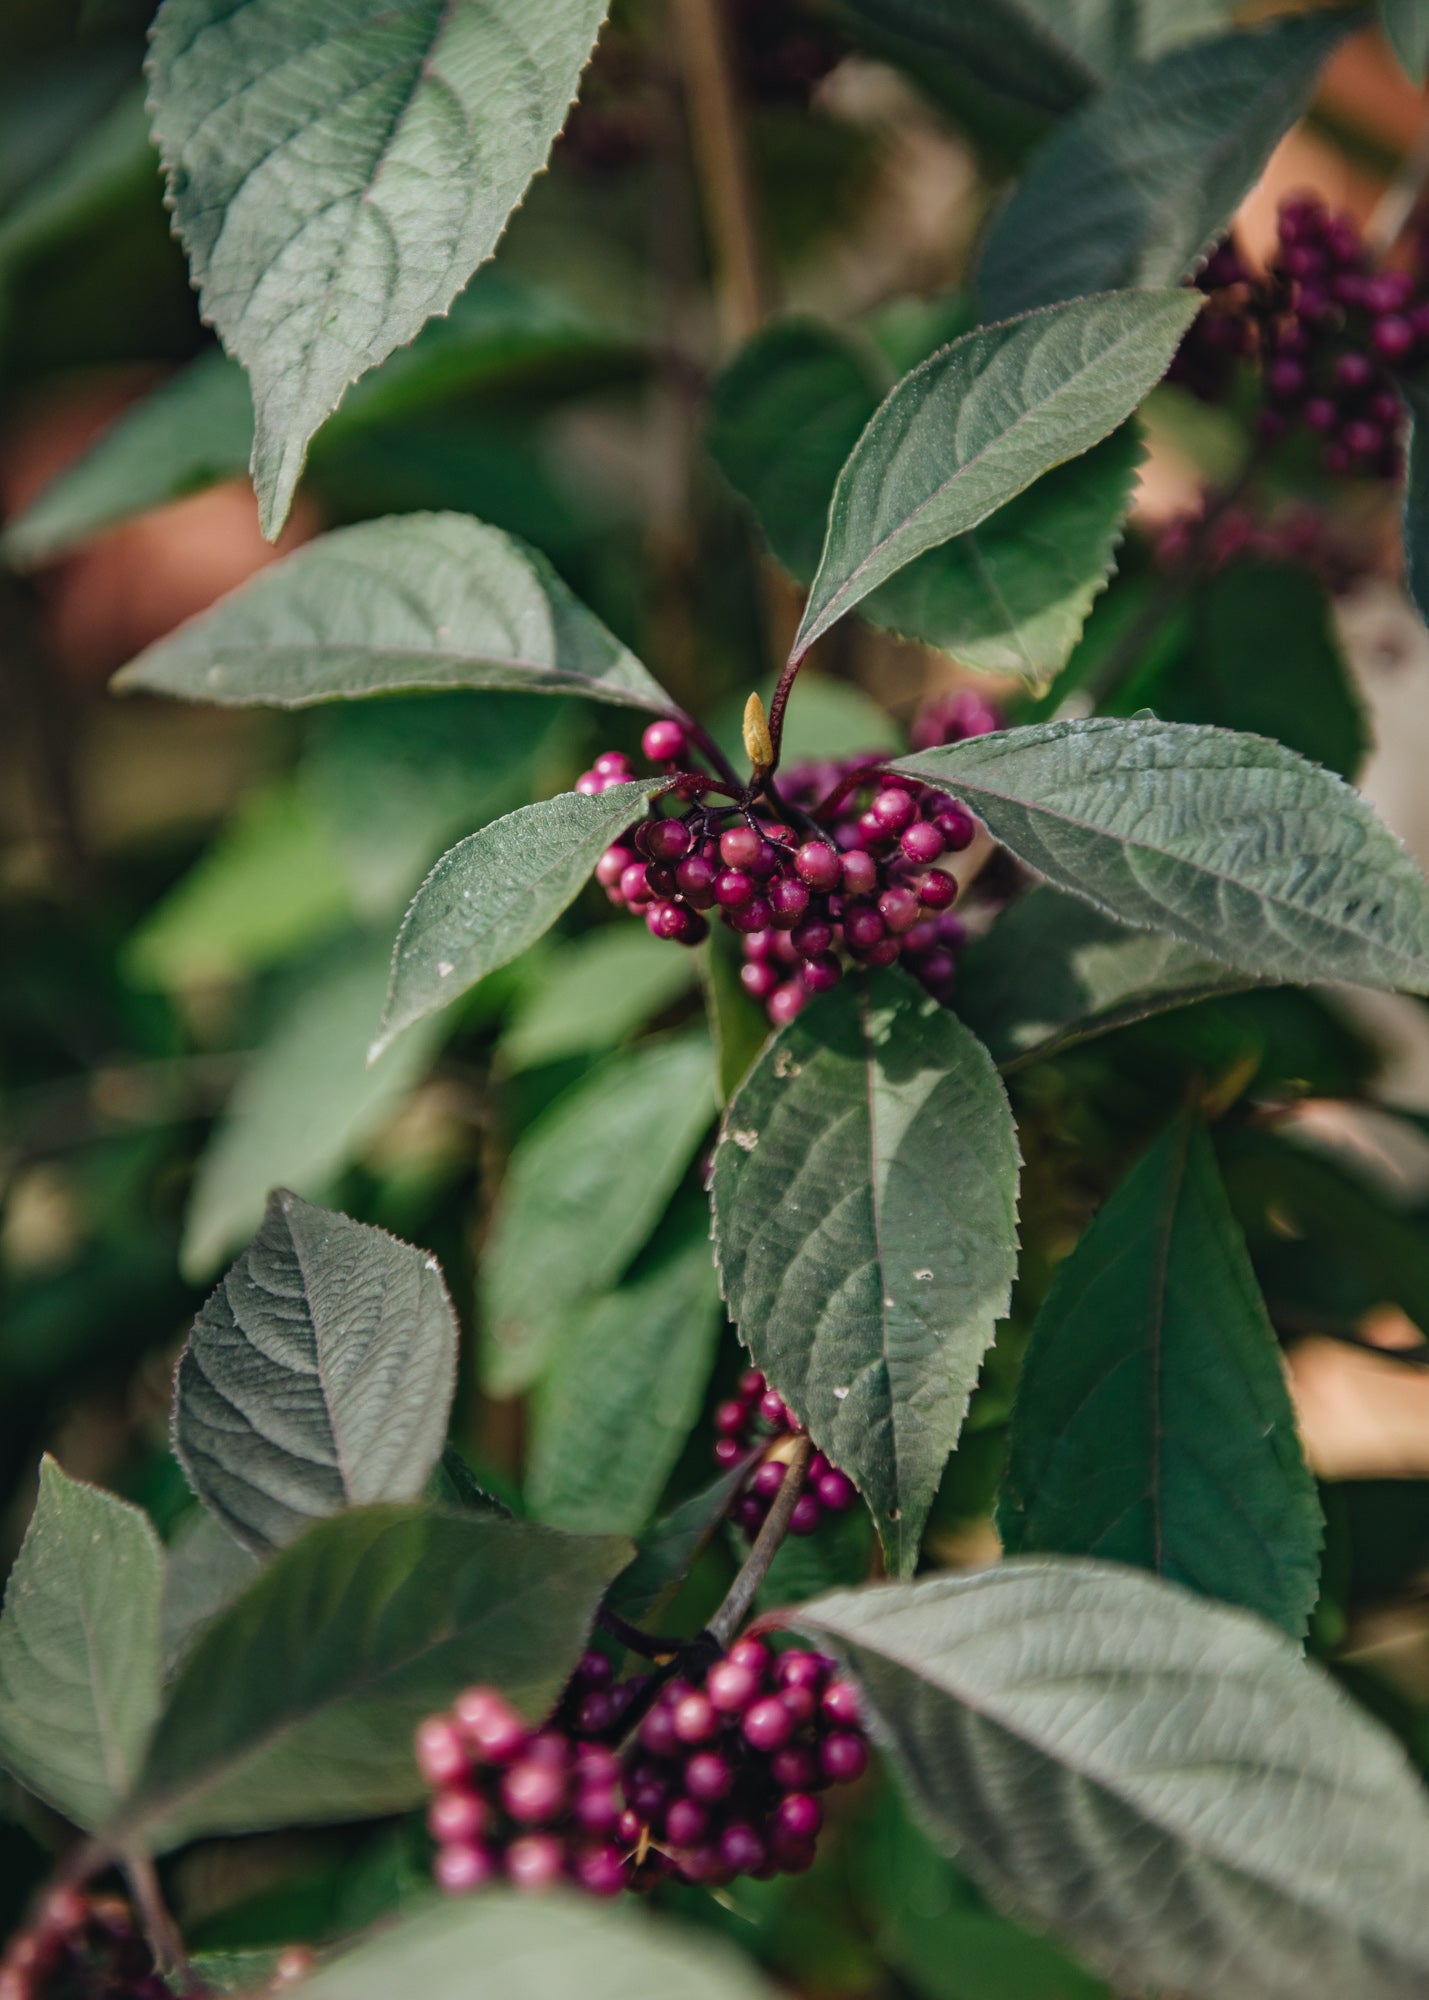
(594, 750, 634, 779)
(416, 1716, 469, 1786)
(877, 886, 920, 934)
(434, 1841, 496, 1894)
(759, 1388, 787, 1426)
(799, 952, 841, 994)
(901, 820, 944, 864)
(774, 1793, 822, 1843)
(1373, 314, 1415, 362)
(664, 1796, 709, 1846)
(770, 1745, 819, 1791)
(743, 1698, 795, 1751)
(768, 981, 806, 1025)
(707, 1658, 761, 1713)
(673, 1693, 719, 1744)
(573, 1782, 622, 1835)
(843, 904, 886, 953)
(596, 843, 634, 890)
(820, 1731, 869, 1784)
(506, 1833, 565, 1891)
(428, 1788, 486, 1843)
(575, 770, 605, 796)
(619, 862, 652, 908)
(453, 1688, 527, 1764)
(741, 960, 780, 1000)
(752, 1459, 787, 1498)
(795, 842, 841, 890)
(790, 915, 834, 956)
(935, 803, 977, 850)
(576, 1690, 616, 1735)
(769, 876, 810, 926)
(817, 1468, 857, 1513)
(502, 1756, 567, 1824)
(780, 1683, 816, 1725)
(645, 817, 692, 860)
(720, 1823, 768, 1875)
(720, 825, 764, 868)
(727, 894, 773, 934)
(642, 719, 689, 763)
(821, 1680, 862, 1728)
(841, 850, 878, 897)
(714, 868, 755, 909)
(870, 786, 917, 832)
(777, 1650, 828, 1690)
(686, 1751, 735, 1801)
(572, 1845, 627, 1898)
(729, 1636, 772, 1673)
(790, 1492, 823, 1535)
(918, 868, 958, 910)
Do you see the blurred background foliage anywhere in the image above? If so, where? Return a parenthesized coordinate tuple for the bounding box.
(5, 0, 1429, 1987)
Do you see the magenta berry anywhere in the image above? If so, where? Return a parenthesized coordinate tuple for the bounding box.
(642, 718, 688, 762)
(435, 1841, 497, 1894)
(820, 1730, 869, 1784)
(645, 817, 692, 861)
(795, 841, 841, 890)
(685, 1750, 735, 1801)
(743, 1697, 795, 1751)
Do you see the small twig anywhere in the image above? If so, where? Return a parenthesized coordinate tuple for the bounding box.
(596, 1605, 679, 1661)
(122, 1854, 191, 1987)
(674, 711, 746, 794)
(707, 1433, 813, 1649)
(764, 644, 807, 772)
(670, 0, 771, 346)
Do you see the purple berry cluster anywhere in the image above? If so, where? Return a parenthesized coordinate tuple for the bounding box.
(714, 1368, 857, 1539)
(1154, 494, 1370, 595)
(620, 1639, 868, 1888)
(1173, 196, 1429, 480)
(584, 695, 997, 1027)
(0, 1892, 174, 2000)
(415, 1677, 631, 1899)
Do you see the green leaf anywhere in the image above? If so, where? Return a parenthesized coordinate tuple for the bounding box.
(0, 1459, 163, 1831)
(1403, 382, 1429, 630)
(1381, 0, 1429, 81)
(147, 0, 609, 536)
(182, 934, 447, 1278)
(112, 1505, 627, 1851)
(999, 1115, 1322, 1637)
(275, 1892, 778, 2000)
(303, 692, 572, 921)
(124, 783, 353, 989)
(501, 926, 699, 1072)
(711, 969, 1020, 1575)
(605, 1462, 753, 1627)
(0, 350, 252, 568)
(527, 1225, 723, 1536)
(838, 0, 1233, 116)
(977, 16, 1349, 318)
(175, 1191, 460, 1556)
(711, 319, 1143, 683)
(481, 1034, 717, 1396)
(797, 1561, 1429, 2000)
(0, 85, 154, 281)
(956, 883, 1253, 1068)
(700, 936, 771, 1107)
(793, 290, 1197, 657)
(114, 513, 668, 713)
(159, 1510, 258, 1681)
(894, 718, 1429, 994)
(373, 780, 672, 1059)
(1138, 561, 1370, 781)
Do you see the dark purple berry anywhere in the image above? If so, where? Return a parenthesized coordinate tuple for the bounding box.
(820, 1731, 869, 1784)
(686, 1751, 735, 1801)
(790, 1492, 824, 1535)
(720, 1823, 768, 1875)
(774, 1793, 822, 1843)
(795, 842, 841, 890)
(799, 952, 841, 994)
(769, 876, 810, 926)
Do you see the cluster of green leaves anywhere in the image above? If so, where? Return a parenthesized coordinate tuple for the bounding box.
(6, 1, 1429, 1997)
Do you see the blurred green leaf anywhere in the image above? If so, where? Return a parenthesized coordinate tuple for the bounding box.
(1381, 0, 1429, 81)
(699, 935, 771, 1106)
(159, 1509, 258, 1680)
(501, 926, 699, 1072)
(606, 1463, 752, 1627)
(0, 1458, 162, 1830)
(114, 1505, 627, 1851)
(481, 1033, 717, 1396)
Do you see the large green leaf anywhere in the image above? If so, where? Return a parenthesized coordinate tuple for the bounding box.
(838, 0, 1233, 116)
(606, 1462, 753, 1626)
(481, 1035, 717, 1396)
(283, 1892, 778, 2000)
(112, 1505, 626, 1852)
(955, 884, 1251, 1068)
(181, 935, 447, 1278)
(795, 1561, 1429, 2000)
(303, 692, 573, 920)
(175, 1191, 460, 1555)
(710, 969, 1020, 1576)
(999, 1116, 1322, 1637)
(711, 319, 1143, 684)
(792, 290, 1196, 658)
(373, 780, 671, 1059)
(527, 1223, 723, 1536)
(893, 718, 1429, 994)
(147, 0, 609, 536)
(159, 1510, 258, 1681)
(1381, 0, 1429, 81)
(114, 513, 668, 713)
(0, 1460, 163, 1831)
(977, 16, 1348, 318)
(500, 925, 699, 1072)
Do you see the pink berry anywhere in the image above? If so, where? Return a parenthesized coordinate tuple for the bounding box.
(790, 1492, 823, 1535)
(729, 1635, 771, 1672)
(720, 1822, 768, 1875)
(427, 1788, 486, 1842)
(918, 868, 958, 910)
(685, 1751, 735, 1801)
(506, 1834, 565, 1891)
(795, 842, 842, 890)
(664, 1797, 710, 1846)
(935, 804, 977, 850)
(878, 886, 920, 934)
(728, 894, 774, 933)
(646, 817, 692, 860)
(715, 868, 755, 909)
(673, 1693, 719, 1744)
(713, 1436, 743, 1467)
(820, 1730, 869, 1784)
(677, 853, 717, 906)
(741, 960, 780, 1000)
(743, 1697, 795, 1751)
(771, 1744, 818, 1790)
(822, 1679, 862, 1727)
(781, 1683, 816, 1725)
(901, 821, 944, 864)
(707, 1658, 761, 1712)
(575, 770, 604, 796)
(594, 750, 633, 778)
(619, 862, 653, 908)
(790, 915, 834, 956)
(1374, 315, 1415, 362)
(595, 843, 634, 890)
(769, 876, 810, 927)
(642, 719, 688, 763)
(768, 981, 807, 1025)
(799, 952, 841, 994)
(841, 850, 877, 897)
(434, 1841, 495, 1894)
(720, 826, 763, 868)
(774, 1792, 822, 1843)
(818, 1468, 857, 1513)
(453, 1688, 526, 1764)
(415, 1716, 468, 1785)
(501, 1757, 567, 1824)
(572, 1844, 627, 1897)
(871, 786, 917, 832)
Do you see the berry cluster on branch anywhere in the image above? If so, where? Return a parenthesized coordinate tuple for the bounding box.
(714, 1368, 857, 1540)
(0, 1893, 172, 2000)
(584, 693, 1000, 1025)
(1172, 195, 1429, 481)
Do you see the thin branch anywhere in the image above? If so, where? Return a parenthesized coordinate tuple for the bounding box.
(708, 1433, 813, 1649)
(671, 0, 771, 346)
(122, 1855, 191, 1988)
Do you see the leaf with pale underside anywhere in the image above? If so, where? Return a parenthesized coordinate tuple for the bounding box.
(894, 717, 1429, 995)
(1381, 0, 1429, 82)
(794, 1561, 1429, 2000)
(0, 1459, 163, 1831)
(955, 883, 1253, 1068)
(999, 1115, 1323, 1637)
(146, 0, 610, 536)
(977, 16, 1350, 319)
(175, 1190, 459, 1555)
(711, 968, 1020, 1577)
(793, 289, 1196, 657)
(109, 1504, 627, 1852)
(114, 513, 668, 713)
(373, 780, 670, 1058)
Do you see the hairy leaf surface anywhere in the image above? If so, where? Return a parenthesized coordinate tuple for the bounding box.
(175, 1191, 459, 1554)
(147, 0, 609, 534)
(894, 718, 1429, 993)
(796, 1563, 1429, 2000)
(0, 1460, 163, 1830)
(115, 514, 667, 712)
(711, 969, 1019, 1575)
(999, 1116, 1322, 1636)
(794, 291, 1196, 655)
(116, 1505, 626, 1850)
(978, 16, 1348, 317)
